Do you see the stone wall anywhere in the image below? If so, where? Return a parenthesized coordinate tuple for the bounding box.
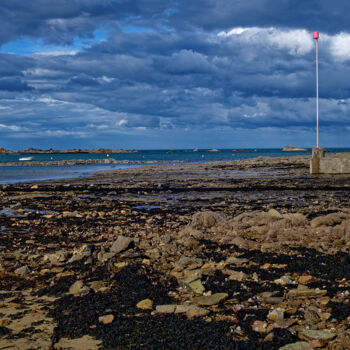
(310, 147, 350, 174)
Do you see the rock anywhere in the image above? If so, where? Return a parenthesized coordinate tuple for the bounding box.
(69, 280, 90, 296)
(189, 211, 226, 229)
(14, 265, 30, 275)
(264, 297, 284, 305)
(311, 212, 350, 228)
(89, 281, 110, 293)
(251, 320, 273, 333)
(44, 249, 69, 265)
(137, 299, 153, 310)
(62, 211, 82, 218)
(225, 270, 248, 281)
(282, 146, 307, 151)
(178, 227, 204, 240)
(185, 305, 210, 318)
(97, 251, 115, 263)
(273, 319, 297, 329)
(288, 288, 327, 298)
(298, 275, 316, 285)
(274, 275, 294, 285)
(98, 314, 114, 324)
(268, 209, 284, 220)
(67, 244, 92, 263)
(155, 305, 176, 314)
(303, 307, 321, 325)
(225, 256, 249, 265)
(268, 308, 285, 322)
(155, 304, 209, 318)
(298, 329, 336, 341)
(231, 237, 259, 250)
(192, 293, 228, 306)
(181, 237, 200, 249)
(162, 234, 174, 244)
(110, 236, 133, 254)
(279, 342, 313, 350)
(183, 278, 205, 295)
(328, 333, 350, 349)
(173, 256, 203, 271)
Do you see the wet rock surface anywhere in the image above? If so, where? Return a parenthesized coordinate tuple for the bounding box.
(1, 157, 350, 349)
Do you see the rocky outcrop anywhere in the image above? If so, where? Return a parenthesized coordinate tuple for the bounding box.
(282, 146, 307, 151)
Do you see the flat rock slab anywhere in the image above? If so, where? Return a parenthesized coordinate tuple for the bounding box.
(288, 289, 327, 298)
(192, 293, 228, 306)
(298, 329, 336, 341)
(279, 342, 313, 350)
(155, 304, 209, 318)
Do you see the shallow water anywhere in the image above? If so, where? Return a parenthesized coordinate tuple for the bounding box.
(0, 163, 141, 184)
(0, 148, 349, 184)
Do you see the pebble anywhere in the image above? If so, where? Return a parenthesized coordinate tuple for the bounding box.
(136, 299, 153, 310)
(98, 314, 114, 324)
(14, 265, 30, 275)
(267, 307, 284, 322)
(69, 280, 90, 296)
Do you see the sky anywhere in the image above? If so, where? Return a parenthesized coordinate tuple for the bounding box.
(0, 1, 350, 150)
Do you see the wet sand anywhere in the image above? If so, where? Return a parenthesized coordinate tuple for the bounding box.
(1, 155, 350, 349)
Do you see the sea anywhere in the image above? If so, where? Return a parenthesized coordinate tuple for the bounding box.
(0, 148, 349, 184)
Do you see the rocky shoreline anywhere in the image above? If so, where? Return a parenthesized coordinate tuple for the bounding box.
(0, 158, 193, 167)
(1, 156, 350, 349)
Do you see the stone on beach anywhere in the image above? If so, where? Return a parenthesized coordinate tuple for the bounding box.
(98, 314, 114, 324)
(110, 236, 134, 254)
(288, 288, 327, 298)
(14, 265, 30, 275)
(137, 299, 153, 310)
(155, 304, 209, 318)
(279, 342, 313, 350)
(192, 293, 228, 306)
(298, 329, 336, 341)
(69, 280, 90, 296)
(189, 211, 226, 229)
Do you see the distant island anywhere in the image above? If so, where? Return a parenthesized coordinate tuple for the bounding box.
(0, 147, 138, 154)
(282, 146, 307, 151)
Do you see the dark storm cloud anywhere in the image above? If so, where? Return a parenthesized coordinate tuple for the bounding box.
(1, 0, 349, 47)
(170, 1, 350, 34)
(0, 1, 350, 148)
(0, 0, 171, 45)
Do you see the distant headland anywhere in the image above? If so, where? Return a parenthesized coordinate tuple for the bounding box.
(0, 147, 138, 154)
(282, 146, 307, 151)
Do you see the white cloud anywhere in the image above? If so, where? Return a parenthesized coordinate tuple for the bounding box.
(218, 27, 313, 55)
(0, 124, 27, 131)
(33, 50, 78, 56)
(328, 33, 350, 62)
(219, 27, 350, 62)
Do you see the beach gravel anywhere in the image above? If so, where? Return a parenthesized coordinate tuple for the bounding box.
(1, 155, 350, 349)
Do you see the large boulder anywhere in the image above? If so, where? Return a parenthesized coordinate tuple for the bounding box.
(311, 212, 350, 228)
(189, 211, 226, 230)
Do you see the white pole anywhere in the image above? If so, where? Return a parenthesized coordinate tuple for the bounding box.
(316, 37, 319, 148)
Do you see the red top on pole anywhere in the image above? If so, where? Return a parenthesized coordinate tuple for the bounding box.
(313, 32, 319, 39)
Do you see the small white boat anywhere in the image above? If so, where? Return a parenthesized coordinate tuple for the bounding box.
(19, 156, 34, 161)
